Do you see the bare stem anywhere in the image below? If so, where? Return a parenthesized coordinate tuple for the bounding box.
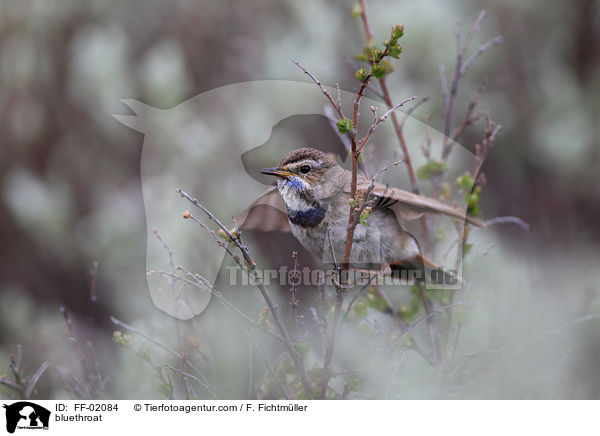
(176, 189, 313, 398)
(293, 60, 345, 119)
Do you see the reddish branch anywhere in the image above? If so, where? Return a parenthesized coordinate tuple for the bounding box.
(294, 52, 414, 396)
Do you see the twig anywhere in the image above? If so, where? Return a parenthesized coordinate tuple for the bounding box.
(162, 364, 218, 399)
(439, 64, 449, 110)
(461, 36, 503, 76)
(60, 261, 107, 399)
(0, 377, 22, 393)
(473, 115, 502, 176)
(112, 312, 210, 393)
(482, 216, 530, 231)
(176, 189, 313, 398)
(447, 12, 483, 133)
(357, 96, 417, 154)
(263, 353, 290, 400)
(110, 316, 181, 358)
(358, 0, 374, 43)
(88, 261, 99, 325)
(451, 78, 487, 145)
(327, 229, 338, 269)
(348, 159, 405, 244)
(297, 15, 421, 394)
(552, 314, 600, 333)
(290, 251, 301, 341)
(293, 60, 345, 119)
(417, 284, 440, 364)
(377, 79, 421, 195)
(153, 230, 198, 399)
(442, 11, 501, 159)
(464, 243, 497, 297)
(341, 275, 376, 324)
(385, 300, 480, 352)
(398, 96, 430, 130)
(61, 307, 93, 383)
(356, 0, 430, 249)
(25, 361, 49, 399)
(169, 267, 284, 342)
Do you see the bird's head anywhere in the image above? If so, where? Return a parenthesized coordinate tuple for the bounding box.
(260, 147, 340, 206)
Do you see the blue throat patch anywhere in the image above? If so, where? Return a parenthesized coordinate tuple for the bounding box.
(286, 205, 326, 228)
(285, 177, 304, 191)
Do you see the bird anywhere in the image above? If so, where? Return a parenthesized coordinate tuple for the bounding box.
(240, 147, 484, 284)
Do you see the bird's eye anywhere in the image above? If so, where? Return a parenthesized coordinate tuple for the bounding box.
(300, 165, 311, 174)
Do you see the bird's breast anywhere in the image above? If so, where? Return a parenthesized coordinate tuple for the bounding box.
(286, 205, 327, 228)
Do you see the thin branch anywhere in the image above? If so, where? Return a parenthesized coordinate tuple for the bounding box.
(553, 314, 600, 333)
(451, 78, 487, 144)
(111, 312, 210, 392)
(162, 364, 218, 399)
(327, 228, 338, 269)
(172, 267, 284, 342)
(348, 159, 405, 244)
(342, 275, 376, 324)
(461, 36, 503, 75)
(356, 1, 429, 247)
(263, 354, 291, 400)
(357, 96, 417, 154)
(386, 300, 480, 352)
(483, 216, 530, 231)
(293, 60, 345, 119)
(110, 316, 181, 358)
(399, 95, 430, 130)
(417, 284, 440, 364)
(25, 361, 49, 399)
(176, 189, 313, 398)
(0, 377, 23, 393)
(462, 10, 487, 55)
(439, 64, 449, 110)
(442, 10, 500, 150)
(88, 261, 99, 325)
(377, 79, 421, 195)
(464, 243, 497, 297)
(290, 251, 301, 341)
(359, 0, 374, 42)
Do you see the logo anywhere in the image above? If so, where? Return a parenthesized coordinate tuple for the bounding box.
(113, 81, 477, 318)
(2, 402, 50, 434)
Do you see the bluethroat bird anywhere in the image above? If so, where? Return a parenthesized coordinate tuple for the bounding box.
(243, 147, 484, 282)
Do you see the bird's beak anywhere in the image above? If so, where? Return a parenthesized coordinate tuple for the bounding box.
(260, 167, 294, 179)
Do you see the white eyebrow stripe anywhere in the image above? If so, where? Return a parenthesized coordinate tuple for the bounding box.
(286, 159, 321, 169)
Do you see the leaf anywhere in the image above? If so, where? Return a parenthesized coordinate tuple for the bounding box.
(295, 341, 310, 359)
(355, 53, 368, 62)
(337, 118, 354, 134)
(456, 172, 475, 192)
(388, 45, 403, 59)
(372, 64, 386, 79)
(417, 160, 446, 180)
(355, 68, 368, 82)
(158, 382, 172, 398)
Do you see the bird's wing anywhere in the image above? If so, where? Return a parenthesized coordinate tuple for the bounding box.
(236, 186, 292, 232)
(352, 177, 486, 228)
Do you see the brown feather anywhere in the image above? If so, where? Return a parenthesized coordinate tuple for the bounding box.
(236, 187, 291, 232)
(352, 177, 486, 228)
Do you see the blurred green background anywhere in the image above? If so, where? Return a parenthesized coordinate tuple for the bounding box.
(0, 0, 599, 399)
